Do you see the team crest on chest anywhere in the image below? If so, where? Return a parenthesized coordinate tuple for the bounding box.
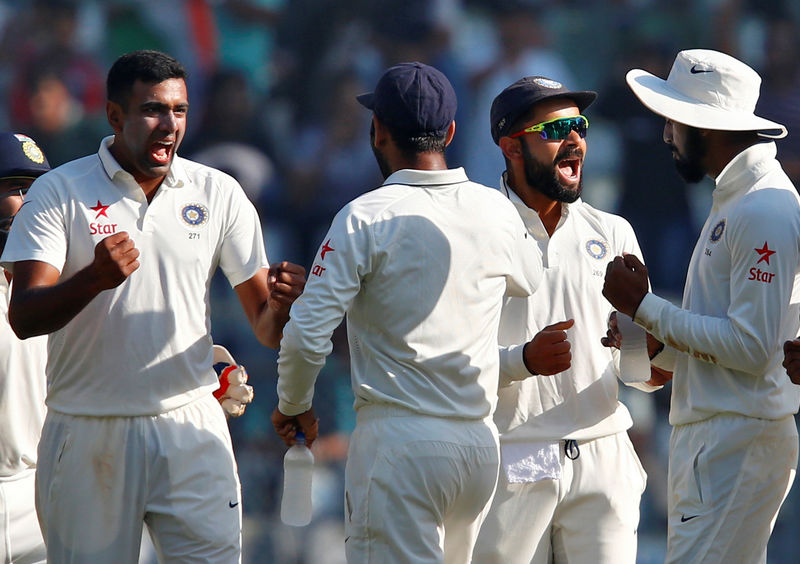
(710, 219, 725, 243)
(180, 203, 209, 227)
(585, 239, 608, 260)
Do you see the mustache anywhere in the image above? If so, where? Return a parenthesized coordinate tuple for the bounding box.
(555, 147, 584, 162)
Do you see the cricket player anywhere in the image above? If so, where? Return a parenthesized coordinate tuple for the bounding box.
(604, 48, 800, 563)
(1, 50, 305, 563)
(0, 132, 50, 564)
(472, 76, 666, 564)
(271, 62, 543, 564)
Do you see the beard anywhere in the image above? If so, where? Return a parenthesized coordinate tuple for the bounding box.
(670, 126, 707, 183)
(370, 122, 392, 179)
(521, 141, 583, 203)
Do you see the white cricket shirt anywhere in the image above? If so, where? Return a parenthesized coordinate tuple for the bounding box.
(494, 176, 643, 442)
(1, 137, 268, 416)
(634, 142, 800, 425)
(0, 272, 47, 476)
(278, 168, 542, 420)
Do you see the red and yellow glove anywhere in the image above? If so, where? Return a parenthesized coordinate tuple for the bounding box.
(212, 345, 254, 417)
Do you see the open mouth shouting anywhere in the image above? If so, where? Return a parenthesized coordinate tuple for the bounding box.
(557, 156, 581, 184)
(150, 139, 175, 165)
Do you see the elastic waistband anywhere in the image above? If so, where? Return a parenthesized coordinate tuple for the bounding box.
(356, 403, 490, 425)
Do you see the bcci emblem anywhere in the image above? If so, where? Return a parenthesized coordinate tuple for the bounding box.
(533, 77, 562, 89)
(585, 239, 608, 260)
(21, 140, 45, 164)
(180, 203, 209, 227)
(710, 219, 725, 243)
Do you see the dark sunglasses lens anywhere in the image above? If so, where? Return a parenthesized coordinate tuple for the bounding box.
(542, 117, 587, 140)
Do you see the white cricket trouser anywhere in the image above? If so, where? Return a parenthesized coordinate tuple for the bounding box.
(0, 469, 46, 564)
(36, 394, 242, 564)
(344, 405, 500, 564)
(666, 414, 798, 564)
(472, 431, 646, 564)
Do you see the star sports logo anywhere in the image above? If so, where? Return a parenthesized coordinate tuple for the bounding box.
(320, 239, 334, 260)
(748, 241, 776, 284)
(90, 200, 110, 219)
(754, 241, 775, 265)
(88, 200, 117, 236)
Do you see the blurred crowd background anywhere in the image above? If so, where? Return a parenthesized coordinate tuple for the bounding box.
(2, 0, 800, 562)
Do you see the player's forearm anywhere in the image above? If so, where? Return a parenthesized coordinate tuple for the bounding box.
(253, 306, 290, 348)
(9, 265, 106, 338)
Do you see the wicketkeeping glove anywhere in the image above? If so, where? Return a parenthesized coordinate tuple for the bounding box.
(212, 345, 254, 417)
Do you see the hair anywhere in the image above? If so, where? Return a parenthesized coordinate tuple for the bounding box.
(106, 50, 187, 110)
(386, 124, 448, 157)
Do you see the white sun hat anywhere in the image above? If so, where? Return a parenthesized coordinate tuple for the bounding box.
(626, 48, 787, 139)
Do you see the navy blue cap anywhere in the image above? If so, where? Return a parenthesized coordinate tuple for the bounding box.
(357, 62, 457, 136)
(0, 133, 50, 179)
(490, 76, 597, 144)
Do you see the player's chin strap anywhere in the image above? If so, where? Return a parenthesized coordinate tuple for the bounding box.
(212, 344, 254, 418)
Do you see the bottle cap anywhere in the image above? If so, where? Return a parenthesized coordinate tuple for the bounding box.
(295, 430, 306, 445)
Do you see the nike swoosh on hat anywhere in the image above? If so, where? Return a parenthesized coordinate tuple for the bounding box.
(690, 65, 713, 74)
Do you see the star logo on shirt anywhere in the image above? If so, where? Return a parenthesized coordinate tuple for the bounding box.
(755, 241, 776, 265)
(320, 239, 335, 260)
(90, 200, 110, 219)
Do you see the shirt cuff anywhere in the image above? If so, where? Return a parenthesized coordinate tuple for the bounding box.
(650, 345, 678, 372)
(278, 398, 312, 417)
(633, 292, 669, 332)
(499, 343, 533, 386)
(624, 380, 664, 393)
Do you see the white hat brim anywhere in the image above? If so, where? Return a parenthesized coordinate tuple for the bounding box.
(626, 69, 787, 139)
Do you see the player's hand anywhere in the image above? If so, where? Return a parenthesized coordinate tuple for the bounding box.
(603, 254, 648, 318)
(783, 339, 800, 385)
(647, 365, 673, 387)
(522, 319, 574, 375)
(91, 232, 139, 290)
(267, 261, 306, 313)
(601, 311, 621, 349)
(271, 406, 319, 447)
(212, 345, 254, 417)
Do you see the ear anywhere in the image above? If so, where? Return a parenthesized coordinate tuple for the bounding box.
(443, 121, 456, 147)
(372, 115, 389, 147)
(106, 100, 124, 134)
(499, 135, 523, 162)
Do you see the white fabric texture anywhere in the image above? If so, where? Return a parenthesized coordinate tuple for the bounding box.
(35, 394, 241, 564)
(0, 470, 46, 564)
(0, 274, 47, 476)
(474, 433, 646, 564)
(0, 137, 269, 416)
(501, 441, 561, 483)
(666, 414, 797, 564)
(277, 167, 542, 419)
(633, 142, 800, 426)
(626, 49, 786, 138)
(0, 273, 47, 563)
(344, 406, 500, 564)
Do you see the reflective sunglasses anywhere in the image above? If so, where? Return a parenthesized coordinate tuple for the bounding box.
(508, 115, 589, 140)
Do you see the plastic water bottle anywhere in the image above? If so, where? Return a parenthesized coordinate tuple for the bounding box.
(280, 431, 314, 526)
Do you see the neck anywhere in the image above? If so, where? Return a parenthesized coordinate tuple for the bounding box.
(506, 170, 562, 236)
(391, 152, 448, 173)
(705, 131, 761, 179)
(109, 140, 165, 203)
